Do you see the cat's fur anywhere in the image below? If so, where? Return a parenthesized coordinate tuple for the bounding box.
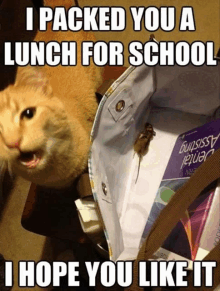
(0, 0, 103, 188)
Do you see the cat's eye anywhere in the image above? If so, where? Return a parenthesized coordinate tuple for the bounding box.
(21, 107, 36, 120)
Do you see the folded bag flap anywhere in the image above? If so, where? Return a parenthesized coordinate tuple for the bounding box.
(90, 65, 156, 260)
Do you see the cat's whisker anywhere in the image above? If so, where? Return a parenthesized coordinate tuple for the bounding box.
(7, 161, 14, 179)
(0, 161, 7, 182)
(0, 162, 6, 200)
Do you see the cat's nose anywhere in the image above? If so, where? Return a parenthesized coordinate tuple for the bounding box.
(5, 139, 21, 149)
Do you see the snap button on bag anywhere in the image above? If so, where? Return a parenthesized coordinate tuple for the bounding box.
(102, 182, 107, 195)
(115, 100, 125, 112)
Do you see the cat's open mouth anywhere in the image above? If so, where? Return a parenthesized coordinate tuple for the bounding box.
(19, 152, 41, 169)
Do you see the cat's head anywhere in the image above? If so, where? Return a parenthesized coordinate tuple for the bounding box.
(0, 67, 87, 187)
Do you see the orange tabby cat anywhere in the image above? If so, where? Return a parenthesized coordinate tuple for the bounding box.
(0, 0, 103, 188)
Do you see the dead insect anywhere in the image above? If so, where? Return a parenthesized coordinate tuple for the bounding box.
(133, 123, 156, 183)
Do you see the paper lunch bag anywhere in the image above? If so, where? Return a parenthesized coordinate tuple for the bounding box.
(88, 61, 220, 290)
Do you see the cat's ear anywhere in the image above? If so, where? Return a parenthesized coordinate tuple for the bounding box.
(15, 67, 53, 97)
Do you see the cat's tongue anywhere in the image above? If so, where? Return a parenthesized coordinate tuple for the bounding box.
(19, 152, 40, 169)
